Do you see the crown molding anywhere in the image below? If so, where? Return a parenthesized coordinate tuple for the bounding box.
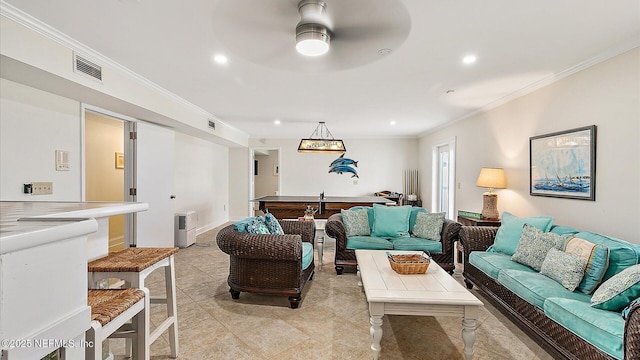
(0, 1, 235, 130)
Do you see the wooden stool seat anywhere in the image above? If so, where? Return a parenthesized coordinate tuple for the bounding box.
(88, 247, 178, 272)
(86, 289, 148, 360)
(88, 247, 179, 358)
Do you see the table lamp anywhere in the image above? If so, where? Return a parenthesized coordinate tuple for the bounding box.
(476, 167, 506, 220)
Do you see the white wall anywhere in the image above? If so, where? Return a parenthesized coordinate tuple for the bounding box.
(1, 78, 231, 233)
(0, 79, 82, 200)
(419, 48, 640, 243)
(227, 138, 419, 219)
(173, 132, 229, 233)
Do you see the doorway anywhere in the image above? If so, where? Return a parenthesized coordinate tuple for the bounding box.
(84, 110, 126, 252)
(432, 137, 456, 219)
(250, 148, 280, 216)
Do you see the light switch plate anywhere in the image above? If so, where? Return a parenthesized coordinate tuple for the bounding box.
(55, 150, 70, 171)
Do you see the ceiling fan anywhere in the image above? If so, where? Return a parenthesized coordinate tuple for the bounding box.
(210, 0, 411, 71)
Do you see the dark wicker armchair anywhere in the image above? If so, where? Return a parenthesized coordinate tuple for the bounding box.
(325, 213, 461, 275)
(216, 219, 315, 309)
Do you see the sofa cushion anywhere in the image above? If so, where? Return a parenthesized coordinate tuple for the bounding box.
(573, 232, 639, 282)
(497, 269, 591, 309)
(511, 224, 567, 271)
(371, 204, 411, 238)
(391, 237, 443, 253)
(412, 212, 445, 241)
(341, 208, 371, 237)
(491, 212, 554, 256)
(468, 251, 536, 279)
(302, 242, 314, 270)
(550, 225, 580, 235)
(564, 236, 610, 294)
(346, 236, 393, 250)
(264, 212, 284, 235)
(591, 264, 640, 311)
(409, 207, 428, 233)
(544, 298, 623, 360)
(540, 248, 587, 292)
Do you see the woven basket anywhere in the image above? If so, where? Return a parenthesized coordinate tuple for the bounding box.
(387, 252, 431, 274)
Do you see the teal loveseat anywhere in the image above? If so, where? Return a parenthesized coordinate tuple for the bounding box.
(325, 205, 461, 275)
(460, 213, 640, 360)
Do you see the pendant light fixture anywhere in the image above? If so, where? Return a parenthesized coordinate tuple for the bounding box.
(298, 122, 346, 154)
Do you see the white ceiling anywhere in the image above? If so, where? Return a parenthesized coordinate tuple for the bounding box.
(4, 0, 639, 139)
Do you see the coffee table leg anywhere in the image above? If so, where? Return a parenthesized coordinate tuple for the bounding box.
(461, 318, 477, 359)
(370, 314, 383, 360)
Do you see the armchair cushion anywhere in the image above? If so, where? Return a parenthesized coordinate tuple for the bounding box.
(391, 237, 442, 253)
(346, 236, 393, 250)
(371, 204, 411, 238)
(302, 242, 314, 270)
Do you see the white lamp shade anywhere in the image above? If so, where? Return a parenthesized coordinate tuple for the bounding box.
(476, 167, 507, 190)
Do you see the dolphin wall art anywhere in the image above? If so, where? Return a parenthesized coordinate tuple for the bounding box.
(328, 154, 359, 178)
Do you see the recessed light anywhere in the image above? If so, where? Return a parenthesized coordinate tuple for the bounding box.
(213, 54, 228, 65)
(274, 119, 281, 125)
(389, 120, 397, 125)
(378, 48, 392, 56)
(462, 54, 477, 65)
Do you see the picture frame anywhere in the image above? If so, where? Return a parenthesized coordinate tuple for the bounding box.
(115, 152, 124, 169)
(273, 163, 279, 176)
(530, 125, 596, 200)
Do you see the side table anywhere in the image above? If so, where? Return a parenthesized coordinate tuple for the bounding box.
(456, 216, 501, 264)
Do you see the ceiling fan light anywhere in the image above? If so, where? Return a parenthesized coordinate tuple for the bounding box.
(296, 24, 330, 56)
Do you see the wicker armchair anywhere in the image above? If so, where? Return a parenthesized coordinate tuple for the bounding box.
(325, 213, 461, 275)
(460, 226, 640, 360)
(216, 220, 315, 309)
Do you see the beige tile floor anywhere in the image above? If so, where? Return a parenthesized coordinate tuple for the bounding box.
(109, 224, 555, 360)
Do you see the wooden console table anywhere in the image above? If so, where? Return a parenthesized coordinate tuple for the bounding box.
(253, 195, 394, 219)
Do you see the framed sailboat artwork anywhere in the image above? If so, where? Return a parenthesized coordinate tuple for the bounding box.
(530, 125, 596, 201)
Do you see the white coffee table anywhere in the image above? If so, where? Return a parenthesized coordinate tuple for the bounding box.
(355, 250, 484, 360)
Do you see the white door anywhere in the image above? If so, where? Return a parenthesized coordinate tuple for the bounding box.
(432, 138, 456, 219)
(128, 121, 175, 247)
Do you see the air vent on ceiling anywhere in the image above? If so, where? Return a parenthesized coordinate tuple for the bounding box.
(208, 119, 216, 130)
(74, 54, 102, 81)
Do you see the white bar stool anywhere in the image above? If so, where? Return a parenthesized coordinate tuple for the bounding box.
(86, 288, 148, 360)
(88, 247, 179, 358)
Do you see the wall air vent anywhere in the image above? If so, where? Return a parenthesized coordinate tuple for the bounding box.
(208, 120, 216, 130)
(74, 53, 103, 81)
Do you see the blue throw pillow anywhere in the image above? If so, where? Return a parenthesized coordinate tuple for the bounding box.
(234, 217, 256, 232)
(246, 217, 270, 234)
(492, 212, 554, 256)
(371, 204, 411, 238)
(264, 212, 284, 235)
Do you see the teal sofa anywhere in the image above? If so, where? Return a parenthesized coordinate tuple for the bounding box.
(461, 221, 640, 360)
(325, 206, 461, 275)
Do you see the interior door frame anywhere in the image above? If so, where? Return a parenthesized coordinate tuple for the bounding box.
(81, 103, 137, 244)
(431, 137, 456, 219)
(248, 147, 281, 216)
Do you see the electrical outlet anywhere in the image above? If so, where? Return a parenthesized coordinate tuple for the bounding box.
(32, 182, 53, 195)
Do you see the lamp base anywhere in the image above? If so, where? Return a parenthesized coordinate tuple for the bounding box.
(481, 193, 500, 220)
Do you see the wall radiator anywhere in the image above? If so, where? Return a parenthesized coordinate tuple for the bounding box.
(403, 169, 419, 198)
